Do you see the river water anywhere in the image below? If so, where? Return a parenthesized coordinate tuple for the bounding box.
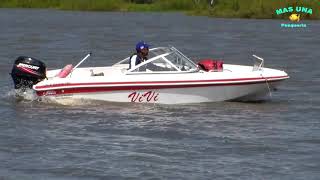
(0, 9, 319, 179)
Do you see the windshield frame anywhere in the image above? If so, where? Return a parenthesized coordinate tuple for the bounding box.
(113, 46, 199, 74)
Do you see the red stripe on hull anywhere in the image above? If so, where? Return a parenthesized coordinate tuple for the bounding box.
(36, 78, 286, 96)
(34, 75, 289, 90)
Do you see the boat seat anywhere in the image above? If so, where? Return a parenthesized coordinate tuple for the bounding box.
(198, 59, 223, 72)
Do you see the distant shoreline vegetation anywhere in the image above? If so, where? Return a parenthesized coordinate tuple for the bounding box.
(0, 0, 319, 19)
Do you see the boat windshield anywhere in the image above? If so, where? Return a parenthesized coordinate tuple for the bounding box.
(115, 46, 198, 73)
(163, 47, 198, 72)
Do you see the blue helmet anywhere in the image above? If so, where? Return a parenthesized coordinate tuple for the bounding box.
(135, 41, 149, 52)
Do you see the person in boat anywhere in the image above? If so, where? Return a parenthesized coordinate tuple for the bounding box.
(129, 41, 149, 69)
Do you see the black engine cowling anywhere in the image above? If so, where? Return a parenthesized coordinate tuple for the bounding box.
(11, 56, 47, 90)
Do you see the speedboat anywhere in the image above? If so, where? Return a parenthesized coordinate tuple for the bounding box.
(10, 46, 289, 104)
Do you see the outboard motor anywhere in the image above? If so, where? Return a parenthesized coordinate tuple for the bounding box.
(11, 56, 47, 90)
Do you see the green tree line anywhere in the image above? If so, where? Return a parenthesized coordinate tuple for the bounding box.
(0, 0, 318, 19)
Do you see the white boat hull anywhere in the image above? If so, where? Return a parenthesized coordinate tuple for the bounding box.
(36, 78, 284, 104)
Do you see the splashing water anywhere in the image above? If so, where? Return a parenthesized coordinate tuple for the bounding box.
(3, 88, 36, 101)
(4, 88, 79, 106)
